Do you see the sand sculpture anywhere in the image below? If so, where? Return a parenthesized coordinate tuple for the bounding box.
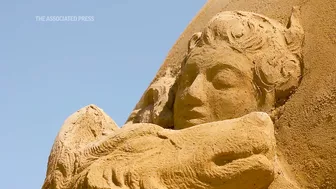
(42, 1, 336, 188)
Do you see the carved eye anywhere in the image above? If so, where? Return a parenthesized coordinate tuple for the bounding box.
(212, 70, 235, 90)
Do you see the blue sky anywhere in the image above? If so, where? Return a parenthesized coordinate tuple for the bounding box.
(0, 1, 206, 188)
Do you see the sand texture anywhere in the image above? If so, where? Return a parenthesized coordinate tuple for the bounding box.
(42, 1, 336, 188)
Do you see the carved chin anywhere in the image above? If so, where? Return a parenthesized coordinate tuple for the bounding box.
(185, 118, 206, 127)
(175, 118, 207, 129)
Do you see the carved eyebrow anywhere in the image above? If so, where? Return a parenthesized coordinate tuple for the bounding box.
(208, 62, 245, 78)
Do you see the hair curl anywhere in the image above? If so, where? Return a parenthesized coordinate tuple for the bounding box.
(127, 7, 304, 128)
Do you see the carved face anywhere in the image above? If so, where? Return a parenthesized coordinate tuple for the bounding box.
(174, 44, 259, 129)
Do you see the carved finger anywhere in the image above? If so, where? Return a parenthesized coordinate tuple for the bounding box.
(203, 154, 274, 189)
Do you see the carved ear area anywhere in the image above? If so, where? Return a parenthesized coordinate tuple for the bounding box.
(254, 57, 302, 107)
(188, 32, 202, 53)
(275, 59, 301, 102)
(285, 6, 304, 58)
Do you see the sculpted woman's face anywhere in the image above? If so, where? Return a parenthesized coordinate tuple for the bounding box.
(174, 44, 260, 129)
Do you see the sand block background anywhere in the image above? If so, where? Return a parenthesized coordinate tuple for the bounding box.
(132, 0, 336, 188)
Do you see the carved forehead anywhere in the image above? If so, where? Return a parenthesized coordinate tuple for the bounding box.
(210, 11, 283, 27)
(185, 45, 254, 77)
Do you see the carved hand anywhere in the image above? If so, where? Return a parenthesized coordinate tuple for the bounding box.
(76, 112, 276, 189)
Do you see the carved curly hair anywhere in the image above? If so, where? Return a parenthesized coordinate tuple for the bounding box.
(127, 7, 304, 128)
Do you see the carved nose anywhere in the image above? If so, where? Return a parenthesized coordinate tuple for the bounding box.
(184, 74, 206, 106)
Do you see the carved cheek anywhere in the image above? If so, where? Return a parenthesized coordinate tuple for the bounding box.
(232, 85, 259, 113)
(207, 84, 256, 120)
(206, 88, 233, 118)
